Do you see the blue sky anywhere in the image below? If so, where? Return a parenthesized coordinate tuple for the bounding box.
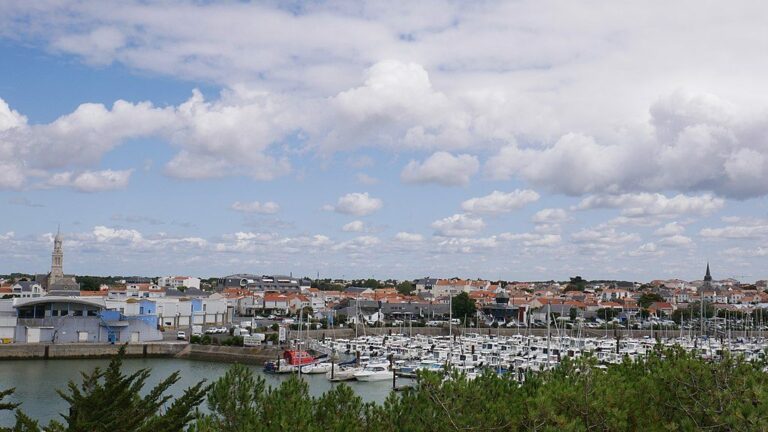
(1, 1, 767, 282)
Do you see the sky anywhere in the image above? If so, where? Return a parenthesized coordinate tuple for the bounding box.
(1, 1, 767, 282)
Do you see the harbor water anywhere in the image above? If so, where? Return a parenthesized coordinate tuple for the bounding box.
(0, 358, 401, 427)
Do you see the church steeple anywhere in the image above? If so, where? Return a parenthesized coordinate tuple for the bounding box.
(50, 227, 64, 284)
(704, 262, 712, 282)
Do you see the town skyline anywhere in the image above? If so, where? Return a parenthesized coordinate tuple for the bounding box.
(2, 2, 768, 281)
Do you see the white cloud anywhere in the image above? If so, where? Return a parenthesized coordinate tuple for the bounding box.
(93, 225, 143, 243)
(4, 3, 768, 199)
(329, 192, 383, 216)
(332, 235, 380, 251)
(401, 152, 479, 186)
(432, 213, 485, 237)
(164, 88, 292, 181)
(532, 208, 570, 224)
(500, 232, 561, 247)
(722, 246, 768, 258)
(571, 225, 640, 246)
(575, 193, 724, 218)
(47, 169, 133, 192)
(356, 173, 378, 185)
(461, 189, 539, 215)
(658, 234, 693, 247)
(628, 242, 664, 257)
(654, 222, 685, 237)
(342, 220, 365, 232)
(700, 219, 768, 239)
(437, 236, 500, 253)
(231, 201, 280, 214)
(394, 232, 424, 242)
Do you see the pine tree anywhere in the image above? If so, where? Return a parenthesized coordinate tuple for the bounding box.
(48, 345, 208, 432)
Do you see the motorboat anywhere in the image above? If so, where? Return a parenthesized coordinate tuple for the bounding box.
(301, 362, 333, 374)
(354, 363, 392, 382)
(326, 365, 361, 382)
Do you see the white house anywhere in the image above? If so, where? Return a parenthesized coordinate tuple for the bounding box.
(158, 276, 201, 290)
(11, 281, 45, 298)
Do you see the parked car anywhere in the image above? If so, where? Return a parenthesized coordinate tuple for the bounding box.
(176, 331, 186, 340)
(426, 320, 443, 327)
(449, 318, 461, 325)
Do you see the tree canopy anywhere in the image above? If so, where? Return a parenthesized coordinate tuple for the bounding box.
(396, 281, 414, 296)
(451, 292, 476, 322)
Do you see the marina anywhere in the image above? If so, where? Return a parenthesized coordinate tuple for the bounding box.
(272, 329, 768, 382)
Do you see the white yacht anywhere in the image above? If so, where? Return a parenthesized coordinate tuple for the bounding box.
(354, 363, 392, 382)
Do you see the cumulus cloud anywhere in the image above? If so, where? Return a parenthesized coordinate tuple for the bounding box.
(394, 232, 424, 242)
(3, 3, 768, 199)
(628, 242, 664, 257)
(328, 192, 383, 216)
(723, 246, 768, 258)
(401, 151, 479, 186)
(571, 225, 640, 246)
(575, 193, 724, 218)
(231, 200, 280, 214)
(461, 190, 539, 215)
(432, 213, 484, 237)
(93, 225, 143, 243)
(654, 222, 685, 237)
(658, 234, 693, 247)
(486, 91, 768, 199)
(332, 235, 380, 251)
(324, 61, 470, 152)
(164, 88, 293, 181)
(500, 232, 561, 247)
(342, 220, 365, 232)
(700, 218, 768, 239)
(532, 208, 570, 224)
(47, 169, 133, 192)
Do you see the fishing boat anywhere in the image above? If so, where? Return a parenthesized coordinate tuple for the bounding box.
(264, 349, 315, 374)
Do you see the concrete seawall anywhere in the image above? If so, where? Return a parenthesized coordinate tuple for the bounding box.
(0, 343, 185, 360)
(175, 344, 281, 364)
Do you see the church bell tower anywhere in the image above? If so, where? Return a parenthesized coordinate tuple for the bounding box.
(50, 226, 64, 284)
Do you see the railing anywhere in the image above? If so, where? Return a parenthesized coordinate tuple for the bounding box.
(306, 339, 333, 356)
(17, 318, 60, 327)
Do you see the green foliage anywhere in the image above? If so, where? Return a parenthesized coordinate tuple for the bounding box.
(671, 301, 716, 323)
(395, 281, 414, 296)
(597, 307, 620, 320)
(638, 292, 665, 309)
(565, 275, 588, 292)
(450, 292, 475, 322)
(194, 365, 376, 432)
(52, 345, 208, 432)
(221, 336, 244, 347)
(75, 275, 123, 291)
(0, 388, 19, 412)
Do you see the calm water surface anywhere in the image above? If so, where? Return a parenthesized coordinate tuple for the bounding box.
(0, 358, 402, 427)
